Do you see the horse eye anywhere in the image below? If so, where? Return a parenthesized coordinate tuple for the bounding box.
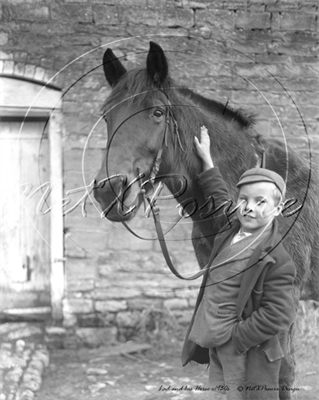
(102, 114, 107, 122)
(153, 110, 164, 118)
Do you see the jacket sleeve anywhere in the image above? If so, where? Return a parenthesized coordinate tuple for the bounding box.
(231, 259, 296, 354)
(197, 167, 234, 233)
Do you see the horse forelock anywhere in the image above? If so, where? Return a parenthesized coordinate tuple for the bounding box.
(101, 68, 164, 114)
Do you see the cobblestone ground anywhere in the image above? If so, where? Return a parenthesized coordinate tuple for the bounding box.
(0, 342, 50, 400)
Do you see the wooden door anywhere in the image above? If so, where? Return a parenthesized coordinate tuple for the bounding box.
(0, 117, 51, 310)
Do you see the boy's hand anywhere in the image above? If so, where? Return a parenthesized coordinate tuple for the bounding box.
(194, 126, 214, 170)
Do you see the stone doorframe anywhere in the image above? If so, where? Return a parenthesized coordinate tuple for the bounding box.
(0, 74, 64, 320)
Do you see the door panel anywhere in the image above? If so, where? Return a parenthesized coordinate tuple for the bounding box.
(0, 119, 51, 309)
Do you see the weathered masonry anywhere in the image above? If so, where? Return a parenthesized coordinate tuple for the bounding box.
(0, 0, 318, 346)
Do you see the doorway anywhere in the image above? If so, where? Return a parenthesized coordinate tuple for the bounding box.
(0, 75, 64, 319)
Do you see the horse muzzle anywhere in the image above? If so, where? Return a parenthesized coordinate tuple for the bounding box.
(93, 175, 142, 222)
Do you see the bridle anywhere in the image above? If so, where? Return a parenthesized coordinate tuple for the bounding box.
(118, 95, 212, 281)
(116, 94, 267, 281)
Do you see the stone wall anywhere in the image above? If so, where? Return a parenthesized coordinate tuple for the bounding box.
(1, 0, 318, 346)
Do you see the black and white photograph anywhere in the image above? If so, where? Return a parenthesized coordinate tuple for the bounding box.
(0, 1, 318, 399)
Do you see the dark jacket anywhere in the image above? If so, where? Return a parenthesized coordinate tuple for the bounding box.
(182, 168, 296, 399)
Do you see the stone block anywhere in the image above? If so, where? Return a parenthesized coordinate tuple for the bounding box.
(93, 287, 141, 300)
(174, 288, 198, 300)
(235, 11, 271, 30)
(97, 263, 114, 278)
(64, 238, 89, 258)
(63, 100, 98, 118)
(63, 298, 94, 314)
(0, 51, 13, 60)
(176, 0, 208, 9)
(286, 105, 319, 121)
(93, 5, 120, 25)
(16, 4, 49, 21)
(6, 325, 44, 341)
(120, 7, 160, 26)
(2, 60, 14, 74)
(196, 9, 234, 31)
(234, 62, 273, 78)
(272, 11, 317, 31)
(75, 327, 117, 347)
(62, 173, 95, 205)
(65, 230, 107, 255)
(63, 148, 104, 173)
(143, 288, 174, 299)
(24, 64, 36, 79)
(127, 298, 162, 310)
(13, 61, 25, 76)
(63, 313, 78, 328)
(163, 6, 194, 28)
(95, 300, 127, 312)
(116, 0, 146, 4)
(65, 258, 97, 281)
(115, 311, 141, 328)
(254, 77, 318, 92)
(67, 279, 95, 292)
(107, 227, 154, 251)
(51, 3, 93, 23)
(77, 313, 105, 327)
(62, 334, 81, 349)
(34, 66, 48, 82)
(45, 326, 67, 336)
(174, 309, 194, 325)
(163, 298, 188, 309)
(0, 31, 9, 46)
(265, 0, 299, 11)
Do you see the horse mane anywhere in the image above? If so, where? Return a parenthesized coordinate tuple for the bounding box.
(177, 87, 257, 129)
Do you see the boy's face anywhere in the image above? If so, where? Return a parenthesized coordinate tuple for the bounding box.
(236, 181, 282, 234)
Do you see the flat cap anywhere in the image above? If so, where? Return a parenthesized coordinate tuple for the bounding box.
(236, 168, 286, 197)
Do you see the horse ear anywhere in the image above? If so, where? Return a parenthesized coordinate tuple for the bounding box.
(103, 48, 127, 87)
(146, 41, 169, 87)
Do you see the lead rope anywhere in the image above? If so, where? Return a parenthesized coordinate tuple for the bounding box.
(149, 197, 214, 280)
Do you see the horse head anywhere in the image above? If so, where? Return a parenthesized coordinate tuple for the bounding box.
(94, 41, 265, 224)
(94, 42, 186, 222)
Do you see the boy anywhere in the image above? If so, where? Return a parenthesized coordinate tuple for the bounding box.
(182, 127, 296, 400)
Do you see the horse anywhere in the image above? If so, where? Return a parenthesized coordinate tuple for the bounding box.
(93, 41, 319, 399)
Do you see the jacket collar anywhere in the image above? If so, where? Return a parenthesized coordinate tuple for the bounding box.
(201, 218, 282, 297)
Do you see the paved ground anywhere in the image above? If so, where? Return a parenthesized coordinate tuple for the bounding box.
(37, 340, 318, 400)
(1, 303, 317, 400)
